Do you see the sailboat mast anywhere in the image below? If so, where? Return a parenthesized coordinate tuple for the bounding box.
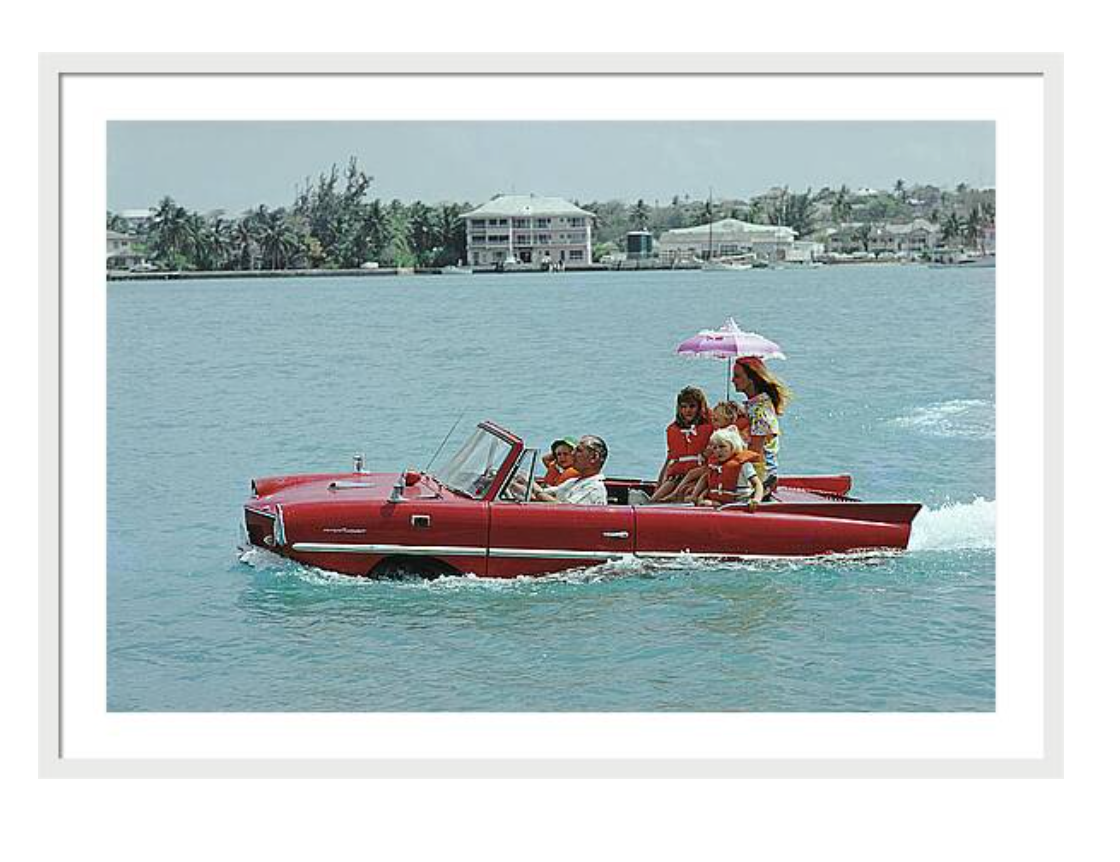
(708, 187, 714, 261)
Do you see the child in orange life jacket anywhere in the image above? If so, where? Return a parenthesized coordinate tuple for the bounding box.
(672, 398, 743, 501)
(651, 386, 713, 502)
(680, 400, 756, 502)
(696, 427, 765, 509)
(541, 437, 580, 487)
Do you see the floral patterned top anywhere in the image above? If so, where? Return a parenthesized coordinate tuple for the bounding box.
(743, 392, 781, 477)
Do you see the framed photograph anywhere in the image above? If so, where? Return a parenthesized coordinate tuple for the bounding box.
(40, 53, 1062, 776)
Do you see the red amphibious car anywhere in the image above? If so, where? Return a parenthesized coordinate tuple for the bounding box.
(243, 421, 922, 579)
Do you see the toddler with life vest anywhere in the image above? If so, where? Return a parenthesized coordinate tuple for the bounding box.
(695, 426, 765, 509)
(540, 437, 580, 487)
(650, 386, 713, 502)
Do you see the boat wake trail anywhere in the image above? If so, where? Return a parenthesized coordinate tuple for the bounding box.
(890, 399, 994, 440)
(909, 497, 995, 551)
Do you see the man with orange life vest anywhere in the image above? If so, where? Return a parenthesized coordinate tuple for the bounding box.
(696, 427, 765, 510)
(650, 386, 714, 502)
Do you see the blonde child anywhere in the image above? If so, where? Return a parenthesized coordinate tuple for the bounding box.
(695, 427, 764, 509)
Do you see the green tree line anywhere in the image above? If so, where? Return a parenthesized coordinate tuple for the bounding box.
(109, 160, 995, 271)
(114, 158, 470, 272)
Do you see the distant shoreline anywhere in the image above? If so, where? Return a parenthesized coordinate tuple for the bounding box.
(106, 258, 936, 282)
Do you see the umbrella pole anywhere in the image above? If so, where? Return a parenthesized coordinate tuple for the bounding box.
(726, 358, 732, 401)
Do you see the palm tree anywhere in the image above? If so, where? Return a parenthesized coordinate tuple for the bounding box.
(211, 218, 234, 270)
(941, 213, 962, 247)
(629, 198, 650, 230)
(745, 199, 766, 225)
(149, 196, 191, 267)
(854, 223, 872, 252)
(183, 213, 214, 270)
(407, 202, 438, 266)
(894, 179, 906, 200)
(233, 215, 258, 270)
(694, 196, 716, 229)
(435, 202, 466, 265)
(965, 207, 983, 252)
(831, 185, 853, 224)
(257, 208, 301, 270)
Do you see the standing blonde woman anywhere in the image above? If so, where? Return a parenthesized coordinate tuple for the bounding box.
(731, 356, 792, 497)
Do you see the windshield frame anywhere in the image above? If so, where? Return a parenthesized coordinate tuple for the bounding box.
(429, 422, 523, 501)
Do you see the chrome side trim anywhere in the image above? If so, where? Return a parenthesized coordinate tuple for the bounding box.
(634, 550, 772, 560)
(290, 542, 488, 558)
(488, 547, 622, 561)
(286, 542, 792, 563)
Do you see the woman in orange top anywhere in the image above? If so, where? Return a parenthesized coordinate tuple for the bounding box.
(540, 437, 580, 487)
(651, 386, 713, 502)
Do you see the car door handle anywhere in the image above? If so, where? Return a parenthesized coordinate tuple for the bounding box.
(602, 530, 630, 539)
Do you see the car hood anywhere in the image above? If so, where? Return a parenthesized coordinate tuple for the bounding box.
(249, 471, 454, 508)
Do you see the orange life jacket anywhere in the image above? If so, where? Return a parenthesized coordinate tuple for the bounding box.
(707, 451, 761, 505)
(730, 417, 767, 480)
(542, 464, 579, 487)
(665, 422, 713, 477)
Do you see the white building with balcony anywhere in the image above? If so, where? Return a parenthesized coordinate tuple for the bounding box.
(106, 229, 144, 270)
(462, 194, 594, 268)
(824, 219, 941, 257)
(657, 218, 799, 264)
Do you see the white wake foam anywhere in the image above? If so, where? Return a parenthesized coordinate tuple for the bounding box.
(237, 545, 373, 586)
(890, 399, 995, 440)
(909, 497, 995, 551)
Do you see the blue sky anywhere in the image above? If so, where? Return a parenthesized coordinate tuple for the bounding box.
(108, 121, 994, 213)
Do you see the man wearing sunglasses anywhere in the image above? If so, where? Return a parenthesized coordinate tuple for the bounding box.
(531, 435, 609, 505)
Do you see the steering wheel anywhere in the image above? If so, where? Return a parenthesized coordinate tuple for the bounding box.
(469, 469, 496, 496)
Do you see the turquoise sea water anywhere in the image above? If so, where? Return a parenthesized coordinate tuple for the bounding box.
(107, 265, 995, 711)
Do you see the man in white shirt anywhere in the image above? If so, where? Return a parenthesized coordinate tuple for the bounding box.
(531, 435, 609, 505)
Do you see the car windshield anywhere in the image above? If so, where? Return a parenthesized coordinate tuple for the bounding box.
(430, 425, 516, 500)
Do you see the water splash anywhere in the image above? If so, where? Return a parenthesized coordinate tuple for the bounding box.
(237, 545, 374, 586)
(890, 399, 995, 440)
(909, 497, 995, 551)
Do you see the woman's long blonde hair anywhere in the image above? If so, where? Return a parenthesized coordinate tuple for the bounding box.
(736, 357, 792, 415)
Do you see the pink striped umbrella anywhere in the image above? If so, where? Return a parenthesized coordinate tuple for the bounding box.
(675, 317, 785, 398)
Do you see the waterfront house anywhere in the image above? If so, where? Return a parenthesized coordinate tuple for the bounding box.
(461, 194, 594, 268)
(824, 223, 867, 255)
(106, 230, 145, 270)
(786, 240, 825, 264)
(885, 218, 940, 257)
(657, 218, 798, 265)
(824, 219, 940, 258)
